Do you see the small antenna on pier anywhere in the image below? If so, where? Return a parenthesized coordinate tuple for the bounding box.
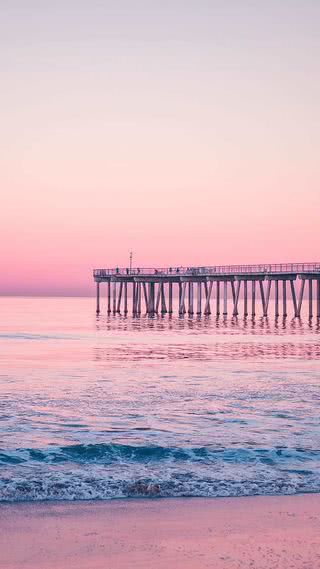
(129, 251, 133, 273)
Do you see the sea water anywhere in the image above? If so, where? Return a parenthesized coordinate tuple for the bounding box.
(0, 296, 319, 501)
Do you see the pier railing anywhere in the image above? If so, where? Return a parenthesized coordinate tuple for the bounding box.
(93, 262, 320, 278)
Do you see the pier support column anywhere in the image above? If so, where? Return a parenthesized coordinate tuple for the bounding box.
(283, 280, 287, 317)
(216, 281, 220, 316)
(132, 282, 136, 314)
(124, 282, 128, 314)
(309, 279, 313, 318)
(112, 282, 117, 314)
(168, 282, 173, 314)
(161, 283, 167, 314)
(96, 282, 100, 314)
(233, 281, 241, 316)
(142, 283, 148, 313)
(116, 282, 123, 313)
(223, 282, 228, 315)
(275, 280, 279, 317)
(230, 281, 236, 307)
(148, 282, 155, 315)
(179, 282, 187, 315)
(188, 282, 194, 315)
(264, 280, 272, 317)
(197, 282, 202, 315)
(204, 281, 213, 315)
(178, 283, 182, 314)
(244, 280, 248, 317)
(155, 284, 161, 313)
(259, 281, 266, 317)
(137, 283, 141, 314)
(107, 281, 111, 313)
(252, 280, 256, 317)
(297, 279, 305, 318)
(290, 280, 298, 317)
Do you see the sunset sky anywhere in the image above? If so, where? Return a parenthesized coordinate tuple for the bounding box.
(1, 1, 319, 295)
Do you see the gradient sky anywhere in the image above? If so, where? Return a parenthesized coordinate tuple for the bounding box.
(1, 1, 319, 295)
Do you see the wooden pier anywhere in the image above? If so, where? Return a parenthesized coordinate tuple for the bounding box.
(93, 263, 320, 318)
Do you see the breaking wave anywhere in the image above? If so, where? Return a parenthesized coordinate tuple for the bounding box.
(1, 443, 320, 466)
(1, 443, 319, 502)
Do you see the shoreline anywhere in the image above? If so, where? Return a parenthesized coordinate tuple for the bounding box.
(1, 494, 319, 569)
(0, 487, 319, 506)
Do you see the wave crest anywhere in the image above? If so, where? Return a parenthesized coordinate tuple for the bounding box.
(1, 443, 319, 466)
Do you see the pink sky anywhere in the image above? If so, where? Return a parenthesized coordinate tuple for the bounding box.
(1, 1, 319, 295)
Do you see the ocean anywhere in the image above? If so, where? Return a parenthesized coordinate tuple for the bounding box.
(0, 296, 319, 502)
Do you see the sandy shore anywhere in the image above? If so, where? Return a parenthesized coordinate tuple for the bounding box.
(1, 495, 319, 569)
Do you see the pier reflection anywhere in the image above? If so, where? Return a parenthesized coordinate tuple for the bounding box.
(94, 307, 320, 363)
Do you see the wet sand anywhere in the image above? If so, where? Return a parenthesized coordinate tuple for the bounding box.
(1, 495, 320, 569)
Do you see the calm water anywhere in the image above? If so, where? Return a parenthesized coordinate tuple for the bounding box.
(0, 296, 319, 502)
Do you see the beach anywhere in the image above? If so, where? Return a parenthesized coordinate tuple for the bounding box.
(1, 494, 320, 569)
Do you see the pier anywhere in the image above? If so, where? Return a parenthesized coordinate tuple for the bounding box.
(93, 263, 320, 318)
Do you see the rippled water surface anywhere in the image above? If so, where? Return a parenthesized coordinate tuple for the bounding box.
(0, 297, 319, 501)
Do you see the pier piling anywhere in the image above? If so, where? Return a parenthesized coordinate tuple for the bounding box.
(96, 282, 100, 314)
(223, 282, 228, 315)
(197, 282, 202, 315)
(275, 280, 279, 317)
(244, 281, 248, 317)
(283, 280, 287, 317)
(216, 281, 220, 316)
